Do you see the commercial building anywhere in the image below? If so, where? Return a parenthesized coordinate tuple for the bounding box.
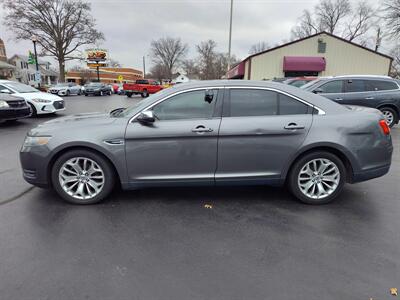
(66, 67, 143, 85)
(227, 32, 393, 80)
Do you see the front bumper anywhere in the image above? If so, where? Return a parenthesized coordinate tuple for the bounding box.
(0, 107, 31, 121)
(35, 100, 65, 114)
(20, 147, 51, 188)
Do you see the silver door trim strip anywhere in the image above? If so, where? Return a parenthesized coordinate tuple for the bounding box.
(128, 85, 326, 123)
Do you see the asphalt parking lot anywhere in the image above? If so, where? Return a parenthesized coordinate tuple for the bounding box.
(0, 94, 399, 300)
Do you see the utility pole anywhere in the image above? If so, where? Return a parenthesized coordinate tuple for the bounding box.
(227, 0, 233, 72)
(31, 35, 40, 88)
(143, 56, 146, 79)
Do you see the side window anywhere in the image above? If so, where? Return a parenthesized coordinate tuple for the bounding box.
(369, 80, 398, 91)
(153, 90, 217, 120)
(344, 80, 366, 93)
(279, 94, 309, 115)
(317, 80, 343, 93)
(229, 89, 278, 117)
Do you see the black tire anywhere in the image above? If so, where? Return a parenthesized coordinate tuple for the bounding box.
(126, 93, 132, 98)
(78, 90, 81, 95)
(84, 93, 88, 96)
(288, 151, 346, 205)
(141, 89, 148, 98)
(379, 107, 398, 128)
(66, 90, 70, 96)
(28, 103, 37, 117)
(51, 149, 115, 204)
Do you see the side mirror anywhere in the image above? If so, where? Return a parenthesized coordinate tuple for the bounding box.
(313, 88, 323, 94)
(137, 110, 155, 124)
(205, 90, 214, 103)
(0, 89, 11, 94)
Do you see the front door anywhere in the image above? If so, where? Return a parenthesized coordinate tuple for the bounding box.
(216, 88, 313, 183)
(124, 89, 221, 186)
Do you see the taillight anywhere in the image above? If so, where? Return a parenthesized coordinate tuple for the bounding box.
(379, 119, 390, 135)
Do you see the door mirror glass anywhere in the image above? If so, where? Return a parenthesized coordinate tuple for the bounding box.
(137, 110, 155, 124)
(0, 88, 11, 94)
(313, 88, 323, 94)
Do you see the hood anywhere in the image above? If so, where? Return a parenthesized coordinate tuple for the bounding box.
(15, 91, 63, 101)
(0, 93, 25, 101)
(29, 112, 116, 136)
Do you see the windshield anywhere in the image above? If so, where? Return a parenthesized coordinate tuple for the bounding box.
(300, 79, 320, 90)
(4, 82, 39, 93)
(55, 83, 70, 87)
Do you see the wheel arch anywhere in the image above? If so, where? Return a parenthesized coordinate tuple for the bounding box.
(47, 144, 123, 188)
(283, 144, 356, 183)
(376, 104, 399, 120)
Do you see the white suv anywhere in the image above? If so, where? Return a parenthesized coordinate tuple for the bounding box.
(0, 80, 65, 116)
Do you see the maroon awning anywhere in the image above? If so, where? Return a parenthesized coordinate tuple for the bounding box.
(283, 56, 326, 72)
(226, 61, 245, 79)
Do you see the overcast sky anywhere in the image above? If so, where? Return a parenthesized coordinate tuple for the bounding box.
(0, 0, 395, 71)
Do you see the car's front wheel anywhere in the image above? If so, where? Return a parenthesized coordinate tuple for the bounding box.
(380, 107, 397, 128)
(288, 151, 345, 204)
(51, 150, 115, 204)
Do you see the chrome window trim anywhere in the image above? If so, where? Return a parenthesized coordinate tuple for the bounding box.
(225, 86, 326, 115)
(129, 85, 326, 123)
(128, 87, 224, 123)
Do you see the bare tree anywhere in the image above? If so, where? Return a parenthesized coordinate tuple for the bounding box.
(182, 59, 200, 78)
(2, 0, 104, 82)
(108, 59, 122, 68)
(150, 37, 188, 79)
(315, 0, 351, 34)
(344, 1, 374, 41)
(196, 40, 218, 80)
(390, 46, 400, 78)
(382, 0, 400, 38)
(291, 10, 321, 39)
(249, 41, 270, 54)
(149, 63, 168, 82)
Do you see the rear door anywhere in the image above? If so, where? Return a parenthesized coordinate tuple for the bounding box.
(341, 79, 376, 107)
(215, 88, 313, 183)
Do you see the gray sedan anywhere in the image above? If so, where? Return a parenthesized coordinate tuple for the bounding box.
(20, 81, 393, 205)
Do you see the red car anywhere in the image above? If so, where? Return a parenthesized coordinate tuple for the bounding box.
(283, 77, 317, 87)
(123, 79, 163, 98)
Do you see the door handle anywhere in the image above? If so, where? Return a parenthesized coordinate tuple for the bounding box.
(365, 97, 374, 100)
(284, 123, 305, 130)
(192, 126, 213, 133)
(334, 98, 343, 101)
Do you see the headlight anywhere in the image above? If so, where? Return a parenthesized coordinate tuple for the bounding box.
(0, 100, 9, 108)
(23, 136, 52, 146)
(32, 99, 52, 103)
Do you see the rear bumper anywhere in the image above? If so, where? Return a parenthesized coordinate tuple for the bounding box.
(352, 164, 391, 183)
(0, 107, 31, 120)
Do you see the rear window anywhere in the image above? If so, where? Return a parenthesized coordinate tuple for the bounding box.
(367, 80, 399, 91)
(136, 80, 149, 84)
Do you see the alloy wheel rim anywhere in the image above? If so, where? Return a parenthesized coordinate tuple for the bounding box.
(382, 110, 394, 126)
(59, 157, 105, 200)
(298, 158, 340, 200)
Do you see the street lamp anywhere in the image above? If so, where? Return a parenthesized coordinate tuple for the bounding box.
(31, 35, 40, 88)
(227, 0, 233, 72)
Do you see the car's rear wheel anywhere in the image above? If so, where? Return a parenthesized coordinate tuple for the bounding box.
(142, 89, 148, 98)
(380, 107, 397, 128)
(288, 151, 345, 205)
(51, 150, 115, 204)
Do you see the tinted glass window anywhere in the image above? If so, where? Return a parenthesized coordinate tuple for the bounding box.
(318, 80, 343, 93)
(345, 80, 365, 93)
(229, 89, 278, 117)
(136, 80, 149, 84)
(368, 80, 398, 91)
(153, 90, 216, 120)
(279, 94, 309, 115)
(290, 80, 307, 87)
